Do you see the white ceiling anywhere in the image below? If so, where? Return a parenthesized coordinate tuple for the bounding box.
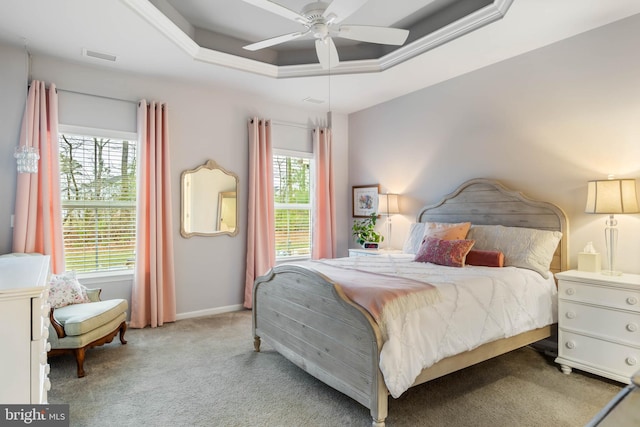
(1, 0, 640, 114)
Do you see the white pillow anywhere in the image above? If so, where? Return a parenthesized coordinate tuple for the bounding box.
(402, 223, 426, 254)
(48, 271, 91, 308)
(466, 225, 562, 278)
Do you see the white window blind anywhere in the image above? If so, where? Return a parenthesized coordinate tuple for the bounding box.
(273, 152, 312, 260)
(58, 132, 137, 273)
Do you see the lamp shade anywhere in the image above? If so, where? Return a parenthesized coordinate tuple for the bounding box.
(378, 193, 400, 216)
(585, 179, 639, 214)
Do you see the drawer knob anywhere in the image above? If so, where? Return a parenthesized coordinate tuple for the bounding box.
(565, 341, 576, 349)
(627, 323, 638, 332)
(45, 342, 51, 352)
(44, 378, 51, 391)
(626, 356, 637, 366)
(566, 311, 576, 319)
(627, 296, 638, 305)
(566, 288, 575, 296)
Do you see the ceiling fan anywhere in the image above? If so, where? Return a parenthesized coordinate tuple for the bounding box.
(242, 0, 410, 69)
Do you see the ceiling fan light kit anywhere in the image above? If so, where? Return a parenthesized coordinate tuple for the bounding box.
(242, 0, 409, 69)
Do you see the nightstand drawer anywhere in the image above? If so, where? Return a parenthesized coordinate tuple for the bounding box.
(559, 300, 640, 346)
(558, 330, 639, 380)
(558, 280, 640, 313)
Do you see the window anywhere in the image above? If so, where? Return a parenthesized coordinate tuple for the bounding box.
(273, 150, 313, 260)
(58, 130, 137, 273)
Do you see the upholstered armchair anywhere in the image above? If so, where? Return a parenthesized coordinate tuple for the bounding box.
(0, 252, 129, 378)
(48, 288, 128, 377)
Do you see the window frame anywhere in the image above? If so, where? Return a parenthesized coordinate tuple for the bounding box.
(273, 148, 314, 263)
(58, 124, 139, 279)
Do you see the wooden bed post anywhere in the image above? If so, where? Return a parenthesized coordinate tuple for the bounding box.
(371, 367, 388, 426)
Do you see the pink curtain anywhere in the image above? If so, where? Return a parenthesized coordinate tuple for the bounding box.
(130, 100, 176, 328)
(312, 127, 336, 259)
(244, 118, 275, 309)
(12, 81, 65, 273)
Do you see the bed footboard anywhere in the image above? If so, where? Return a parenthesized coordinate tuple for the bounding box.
(253, 265, 388, 426)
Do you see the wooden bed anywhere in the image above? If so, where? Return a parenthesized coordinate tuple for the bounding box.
(252, 178, 569, 426)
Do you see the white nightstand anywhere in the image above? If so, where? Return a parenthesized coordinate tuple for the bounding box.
(555, 270, 640, 384)
(348, 248, 403, 257)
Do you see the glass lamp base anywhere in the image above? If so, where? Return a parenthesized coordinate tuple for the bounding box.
(601, 269, 622, 276)
(603, 220, 620, 277)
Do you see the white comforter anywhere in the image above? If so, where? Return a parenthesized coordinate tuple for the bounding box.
(312, 255, 558, 398)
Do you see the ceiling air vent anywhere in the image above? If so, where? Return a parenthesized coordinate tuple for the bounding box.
(82, 48, 117, 62)
(303, 97, 324, 104)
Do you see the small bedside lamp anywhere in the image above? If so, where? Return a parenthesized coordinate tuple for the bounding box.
(378, 193, 400, 249)
(585, 177, 639, 275)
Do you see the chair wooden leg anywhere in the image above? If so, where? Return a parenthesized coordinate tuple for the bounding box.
(74, 348, 86, 378)
(119, 322, 128, 345)
(50, 320, 127, 378)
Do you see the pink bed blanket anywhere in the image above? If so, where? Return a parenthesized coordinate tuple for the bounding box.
(306, 261, 440, 334)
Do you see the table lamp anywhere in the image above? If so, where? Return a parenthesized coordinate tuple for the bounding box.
(378, 193, 400, 249)
(585, 178, 639, 275)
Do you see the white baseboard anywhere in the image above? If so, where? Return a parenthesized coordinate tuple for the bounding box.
(176, 304, 245, 321)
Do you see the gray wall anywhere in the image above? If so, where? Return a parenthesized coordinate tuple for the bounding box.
(0, 49, 350, 317)
(349, 14, 640, 273)
(0, 44, 28, 254)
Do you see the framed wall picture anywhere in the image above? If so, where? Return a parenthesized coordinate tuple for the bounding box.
(352, 184, 380, 218)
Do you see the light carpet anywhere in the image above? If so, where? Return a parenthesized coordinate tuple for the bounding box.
(47, 310, 622, 426)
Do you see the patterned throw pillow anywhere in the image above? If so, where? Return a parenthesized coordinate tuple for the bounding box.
(48, 271, 91, 308)
(414, 237, 476, 267)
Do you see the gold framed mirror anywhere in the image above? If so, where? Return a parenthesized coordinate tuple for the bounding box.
(181, 159, 238, 238)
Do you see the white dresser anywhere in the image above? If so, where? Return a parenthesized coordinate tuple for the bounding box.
(0, 254, 51, 403)
(555, 270, 640, 384)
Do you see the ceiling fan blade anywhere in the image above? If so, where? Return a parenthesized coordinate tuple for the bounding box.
(323, 0, 367, 24)
(315, 37, 339, 69)
(243, 31, 308, 51)
(337, 25, 409, 45)
(242, 0, 307, 24)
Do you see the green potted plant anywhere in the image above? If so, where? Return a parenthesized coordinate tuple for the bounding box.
(352, 212, 384, 247)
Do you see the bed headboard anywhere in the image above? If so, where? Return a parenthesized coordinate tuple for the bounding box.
(417, 178, 569, 274)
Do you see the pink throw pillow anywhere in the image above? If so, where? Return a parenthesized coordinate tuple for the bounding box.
(423, 222, 471, 241)
(414, 237, 475, 267)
